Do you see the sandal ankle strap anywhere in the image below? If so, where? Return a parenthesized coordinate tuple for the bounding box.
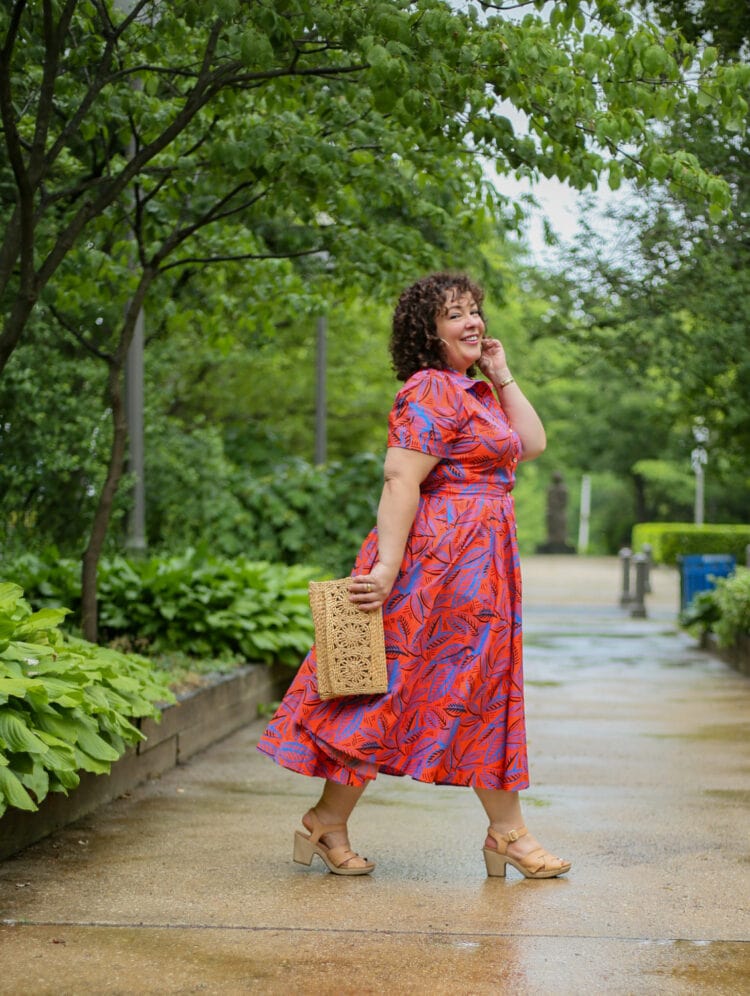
(487, 825, 528, 847)
(305, 808, 347, 844)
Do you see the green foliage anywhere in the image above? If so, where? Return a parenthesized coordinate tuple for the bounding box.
(649, 0, 750, 58)
(0, 319, 117, 554)
(680, 567, 750, 647)
(679, 587, 721, 635)
(631, 460, 694, 521)
(511, 460, 546, 555)
(711, 567, 750, 646)
(0, 583, 173, 817)
(3, 552, 318, 666)
(632, 523, 750, 565)
(235, 455, 382, 575)
(143, 428, 382, 572)
(2, 0, 744, 370)
(166, 294, 399, 468)
(144, 650, 247, 697)
(3, 0, 749, 580)
(144, 419, 254, 558)
(567, 471, 636, 554)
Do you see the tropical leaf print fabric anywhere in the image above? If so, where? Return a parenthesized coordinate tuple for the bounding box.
(257, 368, 529, 791)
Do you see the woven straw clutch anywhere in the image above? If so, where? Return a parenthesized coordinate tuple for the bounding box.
(309, 578, 388, 699)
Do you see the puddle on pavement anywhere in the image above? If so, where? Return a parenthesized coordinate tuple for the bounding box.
(658, 658, 703, 669)
(703, 788, 750, 806)
(188, 781, 272, 796)
(647, 939, 750, 992)
(653, 723, 749, 743)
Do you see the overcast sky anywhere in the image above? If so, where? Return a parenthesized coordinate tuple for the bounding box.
(488, 97, 634, 267)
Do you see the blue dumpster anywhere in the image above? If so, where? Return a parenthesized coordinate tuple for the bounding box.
(678, 554, 736, 611)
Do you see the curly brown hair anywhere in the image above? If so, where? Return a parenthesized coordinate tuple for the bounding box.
(390, 272, 486, 381)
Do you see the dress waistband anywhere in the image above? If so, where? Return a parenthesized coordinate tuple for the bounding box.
(420, 482, 511, 499)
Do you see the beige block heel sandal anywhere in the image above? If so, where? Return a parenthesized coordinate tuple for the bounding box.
(483, 826, 571, 880)
(293, 809, 375, 876)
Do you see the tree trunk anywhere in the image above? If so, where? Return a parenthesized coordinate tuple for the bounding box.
(80, 280, 152, 643)
(0, 290, 38, 374)
(632, 473, 648, 523)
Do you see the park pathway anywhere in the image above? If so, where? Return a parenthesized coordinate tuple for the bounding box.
(1, 556, 748, 994)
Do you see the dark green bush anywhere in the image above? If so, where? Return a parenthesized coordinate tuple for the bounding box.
(140, 437, 383, 574)
(235, 453, 382, 575)
(145, 419, 256, 557)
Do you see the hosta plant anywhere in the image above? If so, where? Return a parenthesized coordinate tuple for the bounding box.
(6, 550, 319, 665)
(0, 583, 174, 817)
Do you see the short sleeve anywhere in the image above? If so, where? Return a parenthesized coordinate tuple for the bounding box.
(387, 370, 461, 459)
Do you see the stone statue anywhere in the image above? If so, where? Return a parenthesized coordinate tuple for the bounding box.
(536, 471, 576, 554)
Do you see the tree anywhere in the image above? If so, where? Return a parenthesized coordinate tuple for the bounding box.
(2, 0, 744, 372)
(527, 0, 750, 532)
(649, 0, 750, 58)
(2, 0, 747, 635)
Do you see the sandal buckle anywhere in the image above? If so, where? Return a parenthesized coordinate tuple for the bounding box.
(506, 829, 521, 842)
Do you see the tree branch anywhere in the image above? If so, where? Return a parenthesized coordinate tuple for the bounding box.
(0, 17, 230, 373)
(0, 1, 33, 296)
(30, 0, 78, 185)
(36, 61, 224, 290)
(47, 303, 113, 363)
(228, 62, 369, 85)
(159, 246, 324, 273)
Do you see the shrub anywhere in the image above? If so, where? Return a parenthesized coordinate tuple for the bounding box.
(141, 440, 383, 574)
(632, 523, 750, 566)
(235, 453, 382, 575)
(712, 568, 750, 647)
(0, 583, 174, 817)
(680, 567, 750, 648)
(144, 420, 255, 557)
(2, 550, 318, 666)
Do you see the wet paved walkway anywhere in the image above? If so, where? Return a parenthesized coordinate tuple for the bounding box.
(1, 556, 749, 994)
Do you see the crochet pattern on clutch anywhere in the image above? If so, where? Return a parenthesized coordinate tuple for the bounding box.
(308, 578, 388, 699)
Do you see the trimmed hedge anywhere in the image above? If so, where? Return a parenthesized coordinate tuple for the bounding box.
(632, 523, 750, 566)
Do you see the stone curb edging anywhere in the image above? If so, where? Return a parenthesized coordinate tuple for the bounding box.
(0, 663, 275, 861)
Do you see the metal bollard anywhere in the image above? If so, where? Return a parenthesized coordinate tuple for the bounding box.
(641, 543, 653, 594)
(619, 547, 632, 606)
(630, 554, 648, 618)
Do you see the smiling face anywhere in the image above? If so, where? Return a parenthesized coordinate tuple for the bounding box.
(435, 290, 485, 375)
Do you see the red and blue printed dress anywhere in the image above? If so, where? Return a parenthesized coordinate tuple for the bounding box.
(257, 367, 529, 791)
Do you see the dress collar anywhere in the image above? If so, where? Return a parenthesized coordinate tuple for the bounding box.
(443, 367, 492, 397)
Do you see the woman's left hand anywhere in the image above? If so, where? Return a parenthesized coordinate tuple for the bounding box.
(349, 562, 397, 612)
(477, 337, 510, 383)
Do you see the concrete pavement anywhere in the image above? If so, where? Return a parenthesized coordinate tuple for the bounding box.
(1, 556, 749, 994)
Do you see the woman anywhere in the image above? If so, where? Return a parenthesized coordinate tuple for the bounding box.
(258, 272, 570, 880)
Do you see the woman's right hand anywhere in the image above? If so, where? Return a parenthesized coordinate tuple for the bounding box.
(349, 562, 398, 612)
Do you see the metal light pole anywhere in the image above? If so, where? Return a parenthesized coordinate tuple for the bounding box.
(577, 474, 591, 553)
(691, 421, 709, 527)
(315, 316, 327, 465)
(125, 306, 146, 552)
(115, 0, 147, 553)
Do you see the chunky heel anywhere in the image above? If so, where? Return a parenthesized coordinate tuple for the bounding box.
(291, 809, 375, 876)
(293, 831, 314, 866)
(484, 826, 571, 880)
(483, 847, 508, 877)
